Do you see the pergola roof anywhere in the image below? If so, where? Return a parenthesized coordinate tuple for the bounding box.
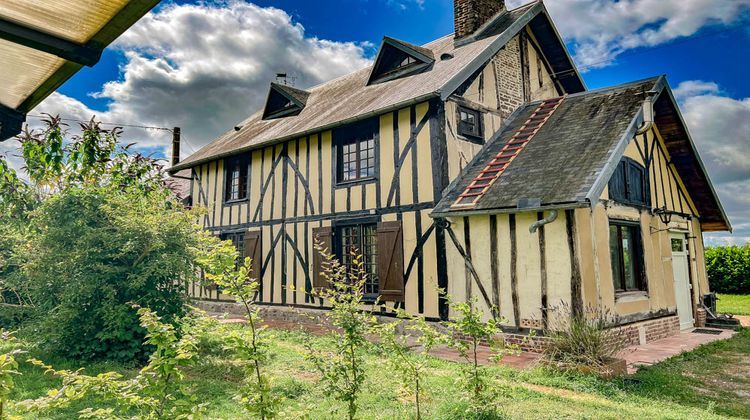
(0, 0, 161, 140)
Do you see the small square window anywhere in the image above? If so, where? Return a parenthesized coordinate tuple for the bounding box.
(458, 106, 482, 141)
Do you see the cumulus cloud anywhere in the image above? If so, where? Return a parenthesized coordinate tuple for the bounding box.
(674, 80, 750, 244)
(508, 0, 750, 69)
(15, 1, 371, 167)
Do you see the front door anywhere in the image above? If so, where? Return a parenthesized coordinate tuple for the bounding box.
(671, 233, 694, 330)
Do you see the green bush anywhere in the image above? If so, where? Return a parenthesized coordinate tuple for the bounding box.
(18, 185, 203, 362)
(705, 245, 750, 294)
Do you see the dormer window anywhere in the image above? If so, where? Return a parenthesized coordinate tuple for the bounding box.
(262, 83, 310, 120)
(367, 36, 435, 85)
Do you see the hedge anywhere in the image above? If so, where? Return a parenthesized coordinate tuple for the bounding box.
(705, 245, 750, 295)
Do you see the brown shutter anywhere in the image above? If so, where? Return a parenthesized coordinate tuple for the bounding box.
(377, 221, 404, 302)
(312, 226, 333, 289)
(243, 230, 261, 280)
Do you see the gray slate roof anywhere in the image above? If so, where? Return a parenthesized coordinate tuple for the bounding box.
(170, 1, 581, 172)
(433, 77, 661, 215)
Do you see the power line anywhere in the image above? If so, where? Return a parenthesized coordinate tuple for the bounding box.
(26, 113, 174, 133)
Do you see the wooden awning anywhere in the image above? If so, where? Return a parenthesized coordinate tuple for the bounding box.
(0, 0, 161, 140)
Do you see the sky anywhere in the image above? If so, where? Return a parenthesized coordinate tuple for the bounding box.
(2, 0, 750, 244)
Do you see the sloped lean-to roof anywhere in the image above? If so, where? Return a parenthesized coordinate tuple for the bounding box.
(432, 76, 731, 232)
(170, 0, 584, 172)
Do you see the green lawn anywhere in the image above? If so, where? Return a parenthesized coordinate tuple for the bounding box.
(6, 326, 750, 419)
(717, 294, 750, 316)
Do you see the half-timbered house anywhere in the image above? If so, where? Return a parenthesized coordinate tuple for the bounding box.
(169, 0, 730, 344)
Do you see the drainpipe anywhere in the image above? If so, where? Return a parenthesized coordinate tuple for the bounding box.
(529, 210, 558, 233)
(635, 90, 659, 135)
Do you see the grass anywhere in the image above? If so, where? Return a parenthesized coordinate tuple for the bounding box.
(717, 294, 750, 316)
(4, 325, 750, 419)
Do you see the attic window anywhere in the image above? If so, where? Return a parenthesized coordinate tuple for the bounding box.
(457, 106, 483, 141)
(368, 36, 435, 85)
(262, 83, 310, 120)
(609, 157, 649, 207)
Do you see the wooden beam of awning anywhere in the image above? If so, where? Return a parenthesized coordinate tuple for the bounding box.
(0, 18, 102, 67)
(0, 103, 25, 141)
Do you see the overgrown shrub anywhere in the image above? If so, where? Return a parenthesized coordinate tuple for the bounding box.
(706, 245, 750, 295)
(0, 116, 208, 362)
(19, 185, 202, 362)
(543, 304, 625, 370)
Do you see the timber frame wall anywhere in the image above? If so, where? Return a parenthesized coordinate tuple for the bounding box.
(187, 30, 560, 321)
(189, 99, 451, 319)
(443, 123, 710, 329)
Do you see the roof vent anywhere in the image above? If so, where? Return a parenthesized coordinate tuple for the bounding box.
(262, 82, 310, 120)
(367, 36, 435, 85)
(440, 53, 454, 61)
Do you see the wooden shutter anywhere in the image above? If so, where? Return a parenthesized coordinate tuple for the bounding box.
(243, 230, 261, 280)
(312, 226, 333, 289)
(377, 221, 404, 302)
(608, 161, 627, 202)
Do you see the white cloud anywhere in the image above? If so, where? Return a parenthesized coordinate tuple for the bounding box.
(13, 1, 371, 169)
(508, 0, 750, 69)
(674, 80, 750, 245)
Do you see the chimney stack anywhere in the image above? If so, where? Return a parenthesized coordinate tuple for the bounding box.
(454, 0, 506, 40)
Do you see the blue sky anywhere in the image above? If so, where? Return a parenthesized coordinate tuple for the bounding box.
(9, 0, 750, 243)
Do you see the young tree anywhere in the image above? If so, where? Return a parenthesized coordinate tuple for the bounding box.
(374, 310, 447, 420)
(197, 236, 280, 419)
(442, 297, 517, 417)
(17, 307, 215, 419)
(305, 242, 378, 420)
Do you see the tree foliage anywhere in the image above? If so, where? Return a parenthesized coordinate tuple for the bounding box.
(706, 245, 750, 295)
(0, 115, 204, 362)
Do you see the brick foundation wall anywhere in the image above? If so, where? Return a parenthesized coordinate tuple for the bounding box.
(196, 300, 680, 353)
(612, 315, 680, 347)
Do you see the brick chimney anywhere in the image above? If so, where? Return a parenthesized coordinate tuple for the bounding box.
(454, 0, 506, 40)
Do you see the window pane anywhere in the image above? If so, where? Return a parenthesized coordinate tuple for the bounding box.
(339, 224, 379, 296)
(622, 227, 637, 290)
(609, 225, 623, 290)
(671, 238, 684, 252)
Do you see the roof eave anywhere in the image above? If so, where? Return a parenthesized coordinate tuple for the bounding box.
(430, 200, 589, 218)
(169, 91, 441, 173)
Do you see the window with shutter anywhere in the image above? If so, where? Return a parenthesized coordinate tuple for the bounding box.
(608, 157, 648, 206)
(377, 221, 404, 302)
(609, 221, 647, 292)
(312, 226, 333, 289)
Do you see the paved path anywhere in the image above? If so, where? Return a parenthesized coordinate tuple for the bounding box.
(735, 315, 750, 327)
(618, 327, 735, 374)
(215, 313, 736, 374)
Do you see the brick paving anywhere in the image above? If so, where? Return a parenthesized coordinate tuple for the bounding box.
(618, 327, 735, 374)
(214, 313, 736, 374)
(735, 315, 750, 327)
